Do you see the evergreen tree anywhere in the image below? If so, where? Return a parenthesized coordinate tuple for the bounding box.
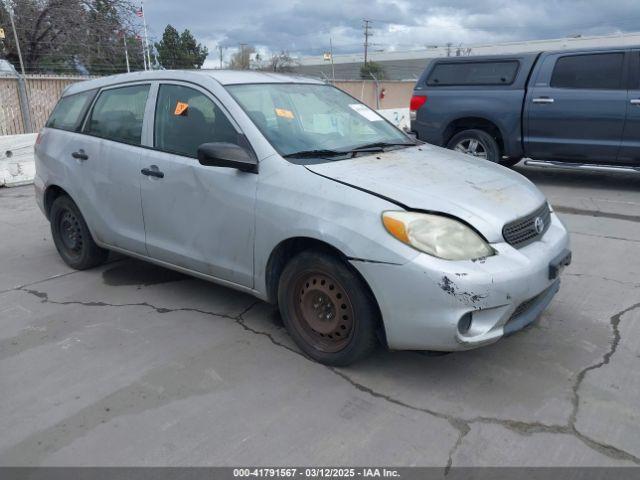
(155, 25, 207, 69)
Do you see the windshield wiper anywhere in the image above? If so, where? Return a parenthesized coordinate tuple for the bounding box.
(283, 149, 350, 159)
(349, 141, 416, 153)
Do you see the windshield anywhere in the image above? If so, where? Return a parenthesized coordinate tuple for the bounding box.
(226, 83, 412, 160)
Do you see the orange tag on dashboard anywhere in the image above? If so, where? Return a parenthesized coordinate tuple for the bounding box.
(275, 108, 294, 119)
(174, 101, 189, 116)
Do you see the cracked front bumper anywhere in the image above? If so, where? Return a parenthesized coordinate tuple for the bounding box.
(351, 212, 570, 351)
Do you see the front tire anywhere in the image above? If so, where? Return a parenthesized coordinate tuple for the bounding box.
(50, 195, 108, 270)
(447, 129, 500, 163)
(278, 251, 379, 366)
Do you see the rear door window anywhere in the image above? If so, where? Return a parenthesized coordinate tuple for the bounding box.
(427, 61, 519, 86)
(46, 90, 95, 131)
(153, 84, 239, 157)
(85, 84, 150, 145)
(550, 53, 624, 90)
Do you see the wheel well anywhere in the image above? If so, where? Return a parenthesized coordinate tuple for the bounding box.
(43, 185, 69, 219)
(264, 237, 387, 346)
(265, 237, 347, 304)
(444, 117, 504, 154)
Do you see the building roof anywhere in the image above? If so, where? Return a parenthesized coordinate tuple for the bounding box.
(294, 31, 640, 80)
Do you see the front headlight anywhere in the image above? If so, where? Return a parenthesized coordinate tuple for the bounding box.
(382, 211, 494, 261)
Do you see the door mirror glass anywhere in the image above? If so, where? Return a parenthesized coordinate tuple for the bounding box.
(197, 142, 258, 173)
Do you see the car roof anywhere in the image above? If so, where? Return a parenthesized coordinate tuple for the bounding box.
(63, 69, 324, 96)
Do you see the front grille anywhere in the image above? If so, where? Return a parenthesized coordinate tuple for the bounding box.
(502, 203, 551, 248)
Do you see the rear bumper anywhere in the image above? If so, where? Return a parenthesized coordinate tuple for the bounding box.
(351, 212, 570, 351)
(33, 172, 46, 218)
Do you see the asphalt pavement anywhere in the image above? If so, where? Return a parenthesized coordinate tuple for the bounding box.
(0, 164, 639, 467)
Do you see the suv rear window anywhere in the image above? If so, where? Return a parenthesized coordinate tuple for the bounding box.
(427, 61, 519, 86)
(46, 90, 95, 131)
(550, 53, 624, 90)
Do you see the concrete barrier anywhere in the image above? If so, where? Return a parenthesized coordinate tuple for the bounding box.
(0, 134, 37, 187)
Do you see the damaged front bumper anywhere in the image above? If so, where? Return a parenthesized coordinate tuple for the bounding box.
(350, 212, 571, 351)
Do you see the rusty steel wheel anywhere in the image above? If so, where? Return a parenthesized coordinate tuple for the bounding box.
(278, 250, 379, 366)
(50, 195, 108, 270)
(291, 272, 355, 353)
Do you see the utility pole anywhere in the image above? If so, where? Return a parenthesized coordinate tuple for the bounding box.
(3, 0, 33, 132)
(329, 37, 335, 83)
(4, 0, 26, 75)
(362, 19, 373, 66)
(218, 45, 226, 69)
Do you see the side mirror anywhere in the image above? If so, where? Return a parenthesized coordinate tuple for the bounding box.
(197, 142, 258, 173)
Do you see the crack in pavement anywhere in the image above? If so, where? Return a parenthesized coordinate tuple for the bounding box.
(568, 302, 640, 438)
(14, 287, 640, 467)
(554, 205, 640, 223)
(565, 273, 640, 289)
(571, 231, 640, 245)
(0, 258, 127, 297)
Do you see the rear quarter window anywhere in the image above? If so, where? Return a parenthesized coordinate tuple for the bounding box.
(46, 90, 95, 131)
(85, 84, 150, 145)
(427, 61, 519, 86)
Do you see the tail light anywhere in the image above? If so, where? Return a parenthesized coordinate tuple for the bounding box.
(409, 95, 427, 122)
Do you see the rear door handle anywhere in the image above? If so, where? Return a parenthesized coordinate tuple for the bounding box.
(630, 99, 640, 105)
(71, 150, 89, 161)
(532, 97, 555, 104)
(141, 166, 164, 178)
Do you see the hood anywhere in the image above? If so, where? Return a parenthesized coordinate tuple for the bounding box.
(305, 144, 546, 242)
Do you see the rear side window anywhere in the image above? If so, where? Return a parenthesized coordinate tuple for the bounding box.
(154, 84, 239, 157)
(46, 90, 95, 131)
(550, 53, 624, 90)
(427, 61, 519, 86)
(85, 84, 150, 145)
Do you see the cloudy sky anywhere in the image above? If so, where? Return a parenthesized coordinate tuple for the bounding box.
(142, 0, 640, 67)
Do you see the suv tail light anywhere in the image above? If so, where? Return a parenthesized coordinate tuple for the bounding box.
(409, 95, 427, 122)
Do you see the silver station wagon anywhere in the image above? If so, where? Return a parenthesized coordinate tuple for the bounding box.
(34, 70, 571, 365)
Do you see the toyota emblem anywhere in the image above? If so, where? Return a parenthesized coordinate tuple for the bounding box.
(534, 216, 545, 234)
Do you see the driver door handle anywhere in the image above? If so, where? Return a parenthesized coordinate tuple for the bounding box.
(141, 166, 164, 178)
(71, 150, 89, 161)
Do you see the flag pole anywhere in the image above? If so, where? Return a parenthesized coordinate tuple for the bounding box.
(123, 34, 130, 73)
(141, 1, 152, 69)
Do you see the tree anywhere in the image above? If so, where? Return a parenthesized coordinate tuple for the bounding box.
(360, 61, 385, 80)
(155, 25, 207, 69)
(0, 0, 143, 75)
(264, 50, 296, 72)
(228, 44, 254, 70)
